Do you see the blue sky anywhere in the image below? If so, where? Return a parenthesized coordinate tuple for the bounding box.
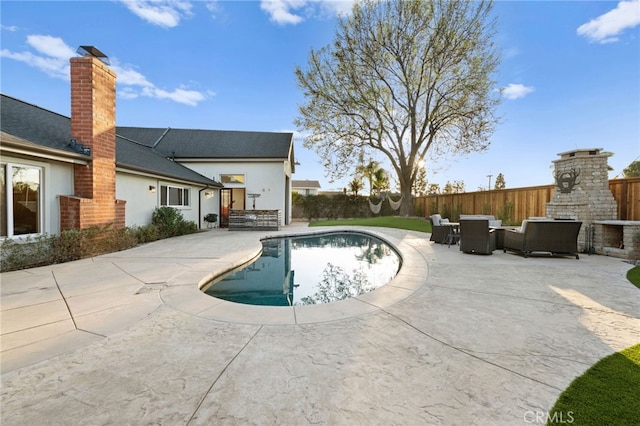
(1, 0, 639, 193)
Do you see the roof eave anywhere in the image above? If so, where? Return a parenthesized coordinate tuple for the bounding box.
(0, 132, 91, 165)
(116, 164, 223, 188)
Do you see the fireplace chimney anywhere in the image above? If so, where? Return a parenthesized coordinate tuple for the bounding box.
(546, 148, 618, 250)
(60, 46, 125, 230)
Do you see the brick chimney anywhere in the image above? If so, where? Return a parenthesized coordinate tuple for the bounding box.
(59, 46, 125, 231)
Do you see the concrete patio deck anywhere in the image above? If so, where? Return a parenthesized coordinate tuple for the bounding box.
(1, 223, 638, 425)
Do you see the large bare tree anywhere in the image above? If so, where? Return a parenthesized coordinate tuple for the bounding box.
(295, 0, 501, 215)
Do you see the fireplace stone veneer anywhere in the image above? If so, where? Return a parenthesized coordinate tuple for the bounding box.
(592, 220, 640, 260)
(546, 148, 618, 251)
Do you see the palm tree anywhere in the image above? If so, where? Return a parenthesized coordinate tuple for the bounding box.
(356, 160, 379, 195)
(372, 168, 390, 195)
(348, 178, 364, 195)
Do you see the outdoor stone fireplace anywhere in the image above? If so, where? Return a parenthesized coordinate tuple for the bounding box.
(545, 148, 620, 255)
(592, 220, 640, 259)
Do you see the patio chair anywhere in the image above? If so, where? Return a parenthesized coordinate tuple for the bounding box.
(459, 219, 497, 255)
(429, 214, 452, 244)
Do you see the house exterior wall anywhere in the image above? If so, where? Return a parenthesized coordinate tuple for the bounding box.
(183, 161, 291, 225)
(48, 162, 75, 235)
(293, 187, 319, 196)
(116, 171, 218, 229)
(116, 173, 161, 227)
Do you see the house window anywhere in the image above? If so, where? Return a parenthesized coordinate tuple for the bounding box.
(220, 174, 245, 185)
(1, 163, 42, 237)
(160, 185, 190, 207)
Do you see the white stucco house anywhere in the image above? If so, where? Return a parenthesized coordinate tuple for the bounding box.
(292, 180, 321, 196)
(0, 46, 294, 239)
(116, 127, 295, 228)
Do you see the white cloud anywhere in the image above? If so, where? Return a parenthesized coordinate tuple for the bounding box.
(119, 0, 193, 28)
(577, 0, 640, 44)
(2, 35, 209, 106)
(110, 61, 155, 88)
(1, 24, 18, 32)
(0, 35, 72, 79)
(317, 0, 354, 17)
(502, 83, 534, 100)
(27, 35, 77, 59)
(205, 0, 222, 19)
(261, 0, 306, 25)
(0, 49, 69, 80)
(260, 0, 354, 25)
(141, 86, 207, 106)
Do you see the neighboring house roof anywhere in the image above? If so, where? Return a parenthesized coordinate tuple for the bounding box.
(0, 94, 221, 187)
(292, 180, 321, 189)
(117, 127, 294, 161)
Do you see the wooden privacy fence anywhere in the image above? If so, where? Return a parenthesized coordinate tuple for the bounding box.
(415, 177, 640, 224)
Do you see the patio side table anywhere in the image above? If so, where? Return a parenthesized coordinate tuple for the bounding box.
(491, 226, 519, 250)
(446, 222, 460, 247)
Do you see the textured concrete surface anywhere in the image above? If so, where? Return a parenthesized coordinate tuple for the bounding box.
(1, 223, 638, 425)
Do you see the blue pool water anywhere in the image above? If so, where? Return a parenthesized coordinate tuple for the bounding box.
(202, 232, 401, 306)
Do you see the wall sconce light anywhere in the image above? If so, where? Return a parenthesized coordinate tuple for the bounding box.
(149, 185, 156, 193)
(204, 191, 214, 199)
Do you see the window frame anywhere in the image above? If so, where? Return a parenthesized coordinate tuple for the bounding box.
(160, 184, 190, 208)
(1, 162, 44, 238)
(220, 174, 245, 185)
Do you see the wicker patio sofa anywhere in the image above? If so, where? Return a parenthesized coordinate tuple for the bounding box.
(503, 220, 582, 259)
(459, 219, 497, 255)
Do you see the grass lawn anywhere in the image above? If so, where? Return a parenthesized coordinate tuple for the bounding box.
(309, 216, 431, 233)
(626, 265, 640, 289)
(547, 343, 640, 425)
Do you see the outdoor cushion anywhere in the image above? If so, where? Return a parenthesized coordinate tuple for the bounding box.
(459, 214, 501, 227)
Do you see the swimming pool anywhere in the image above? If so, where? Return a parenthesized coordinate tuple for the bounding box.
(202, 231, 401, 306)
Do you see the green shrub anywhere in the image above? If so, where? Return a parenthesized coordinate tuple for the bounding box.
(102, 226, 139, 252)
(0, 213, 196, 272)
(295, 194, 403, 220)
(497, 202, 516, 226)
(441, 204, 451, 221)
(50, 228, 86, 263)
(136, 224, 160, 244)
(1, 235, 55, 271)
(453, 203, 463, 221)
(152, 207, 197, 238)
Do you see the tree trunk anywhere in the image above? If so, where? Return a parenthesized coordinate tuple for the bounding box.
(399, 184, 414, 216)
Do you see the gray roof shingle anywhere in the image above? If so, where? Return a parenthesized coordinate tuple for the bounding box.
(116, 138, 222, 186)
(117, 127, 294, 159)
(1, 94, 84, 156)
(1, 94, 221, 187)
(292, 180, 321, 189)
